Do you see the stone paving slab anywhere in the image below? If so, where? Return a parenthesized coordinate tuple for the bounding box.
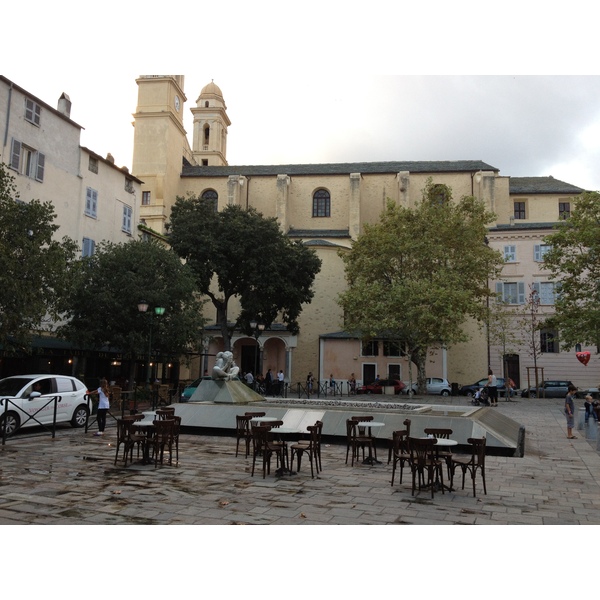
(0, 395, 599, 526)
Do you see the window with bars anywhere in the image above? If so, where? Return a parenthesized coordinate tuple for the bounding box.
(514, 201, 526, 219)
(142, 191, 151, 205)
(312, 189, 331, 217)
(88, 156, 98, 174)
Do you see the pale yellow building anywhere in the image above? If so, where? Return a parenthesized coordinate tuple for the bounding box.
(131, 75, 598, 392)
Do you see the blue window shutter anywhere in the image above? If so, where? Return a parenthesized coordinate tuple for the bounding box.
(518, 282, 526, 304)
(35, 153, 45, 182)
(495, 282, 503, 301)
(10, 139, 21, 170)
(534, 244, 541, 262)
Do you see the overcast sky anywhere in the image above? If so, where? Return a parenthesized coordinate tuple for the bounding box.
(4, 2, 600, 194)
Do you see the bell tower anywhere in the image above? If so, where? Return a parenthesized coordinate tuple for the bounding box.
(191, 81, 231, 166)
(132, 75, 189, 234)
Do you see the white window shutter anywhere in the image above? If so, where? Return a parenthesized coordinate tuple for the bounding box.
(518, 281, 526, 304)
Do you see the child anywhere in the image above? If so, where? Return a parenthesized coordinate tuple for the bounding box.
(565, 384, 578, 439)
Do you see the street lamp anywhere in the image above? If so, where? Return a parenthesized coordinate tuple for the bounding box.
(250, 320, 265, 379)
(137, 301, 166, 386)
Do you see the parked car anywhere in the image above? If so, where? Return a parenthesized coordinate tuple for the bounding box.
(459, 377, 507, 397)
(356, 378, 406, 395)
(521, 380, 574, 398)
(180, 377, 204, 402)
(0, 374, 89, 436)
(402, 377, 452, 396)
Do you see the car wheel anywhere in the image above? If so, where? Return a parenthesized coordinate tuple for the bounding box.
(441, 390, 450, 397)
(529, 391, 537, 399)
(466, 390, 474, 397)
(0, 412, 20, 437)
(71, 405, 89, 428)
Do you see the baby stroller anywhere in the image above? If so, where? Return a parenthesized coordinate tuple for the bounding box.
(471, 386, 490, 406)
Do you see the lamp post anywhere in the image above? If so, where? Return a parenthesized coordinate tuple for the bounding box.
(250, 320, 265, 381)
(137, 301, 165, 387)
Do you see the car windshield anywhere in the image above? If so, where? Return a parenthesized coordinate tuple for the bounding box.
(0, 377, 35, 396)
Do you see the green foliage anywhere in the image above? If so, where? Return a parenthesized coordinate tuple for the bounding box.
(339, 180, 503, 388)
(0, 162, 78, 351)
(168, 198, 322, 349)
(58, 239, 205, 360)
(543, 191, 600, 349)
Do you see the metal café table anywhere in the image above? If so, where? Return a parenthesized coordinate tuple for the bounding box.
(421, 437, 458, 491)
(268, 425, 305, 476)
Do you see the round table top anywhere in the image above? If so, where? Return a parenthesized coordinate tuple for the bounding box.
(132, 420, 155, 428)
(357, 421, 385, 427)
(250, 416, 280, 423)
(422, 437, 458, 447)
(270, 427, 303, 434)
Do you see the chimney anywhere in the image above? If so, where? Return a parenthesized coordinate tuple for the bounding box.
(57, 93, 71, 118)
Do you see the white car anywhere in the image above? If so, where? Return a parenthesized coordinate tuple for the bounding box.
(402, 377, 452, 396)
(0, 374, 90, 436)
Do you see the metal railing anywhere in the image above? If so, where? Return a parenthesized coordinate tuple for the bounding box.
(1, 395, 62, 445)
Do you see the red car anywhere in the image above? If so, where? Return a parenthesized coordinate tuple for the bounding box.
(356, 379, 406, 395)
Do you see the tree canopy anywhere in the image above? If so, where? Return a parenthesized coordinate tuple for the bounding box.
(58, 239, 206, 380)
(338, 181, 503, 390)
(168, 198, 322, 350)
(542, 191, 600, 349)
(0, 162, 78, 352)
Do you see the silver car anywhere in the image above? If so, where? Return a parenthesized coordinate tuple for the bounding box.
(403, 377, 452, 396)
(0, 374, 90, 436)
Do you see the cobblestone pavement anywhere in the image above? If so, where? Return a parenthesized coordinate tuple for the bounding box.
(1, 394, 599, 525)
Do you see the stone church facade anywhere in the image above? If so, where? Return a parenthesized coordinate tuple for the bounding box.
(131, 75, 597, 392)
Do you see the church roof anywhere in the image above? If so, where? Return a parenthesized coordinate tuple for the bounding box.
(182, 160, 499, 178)
(199, 81, 224, 97)
(509, 176, 584, 195)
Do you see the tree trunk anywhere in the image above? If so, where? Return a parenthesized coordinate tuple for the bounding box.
(410, 347, 428, 394)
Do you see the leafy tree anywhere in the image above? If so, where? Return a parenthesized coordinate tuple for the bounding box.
(488, 298, 522, 382)
(58, 239, 205, 383)
(515, 286, 544, 391)
(543, 191, 600, 349)
(338, 181, 503, 393)
(168, 198, 322, 350)
(0, 162, 78, 352)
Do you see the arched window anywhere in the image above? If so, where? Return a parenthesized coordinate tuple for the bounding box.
(312, 189, 330, 217)
(201, 189, 218, 212)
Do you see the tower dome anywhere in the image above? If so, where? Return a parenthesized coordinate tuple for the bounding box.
(197, 80, 225, 108)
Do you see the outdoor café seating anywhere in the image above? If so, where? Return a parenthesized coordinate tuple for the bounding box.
(250, 423, 286, 478)
(390, 429, 411, 486)
(235, 414, 252, 458)
(408, 436, 444, 498)
(450, 437, 487, 497)
(149, 419, 175, 467)
(423, 427, 453, 477)
(346, 417, 376, 466)
(115, 417, 147, 467)
(289, 423, 320, 478)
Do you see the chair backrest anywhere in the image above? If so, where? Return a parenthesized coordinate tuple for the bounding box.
(156, 408, 175, 420)
(467, 437, 486, 465)
(392, 429, 409, 454)
(153, 418, 175, 441)
(351, 415, 373, 422)
(245, 411, 266, 419)
(424, 427, 452, 439)
(251, 424, 270, 452)
(409, 436, 437, 466)
(171, 415, 182, 436)
(236, 414, 251, 434)
(403, 419, 411, 436)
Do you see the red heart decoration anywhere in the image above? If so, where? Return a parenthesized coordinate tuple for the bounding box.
(576, 351, 591, 366)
